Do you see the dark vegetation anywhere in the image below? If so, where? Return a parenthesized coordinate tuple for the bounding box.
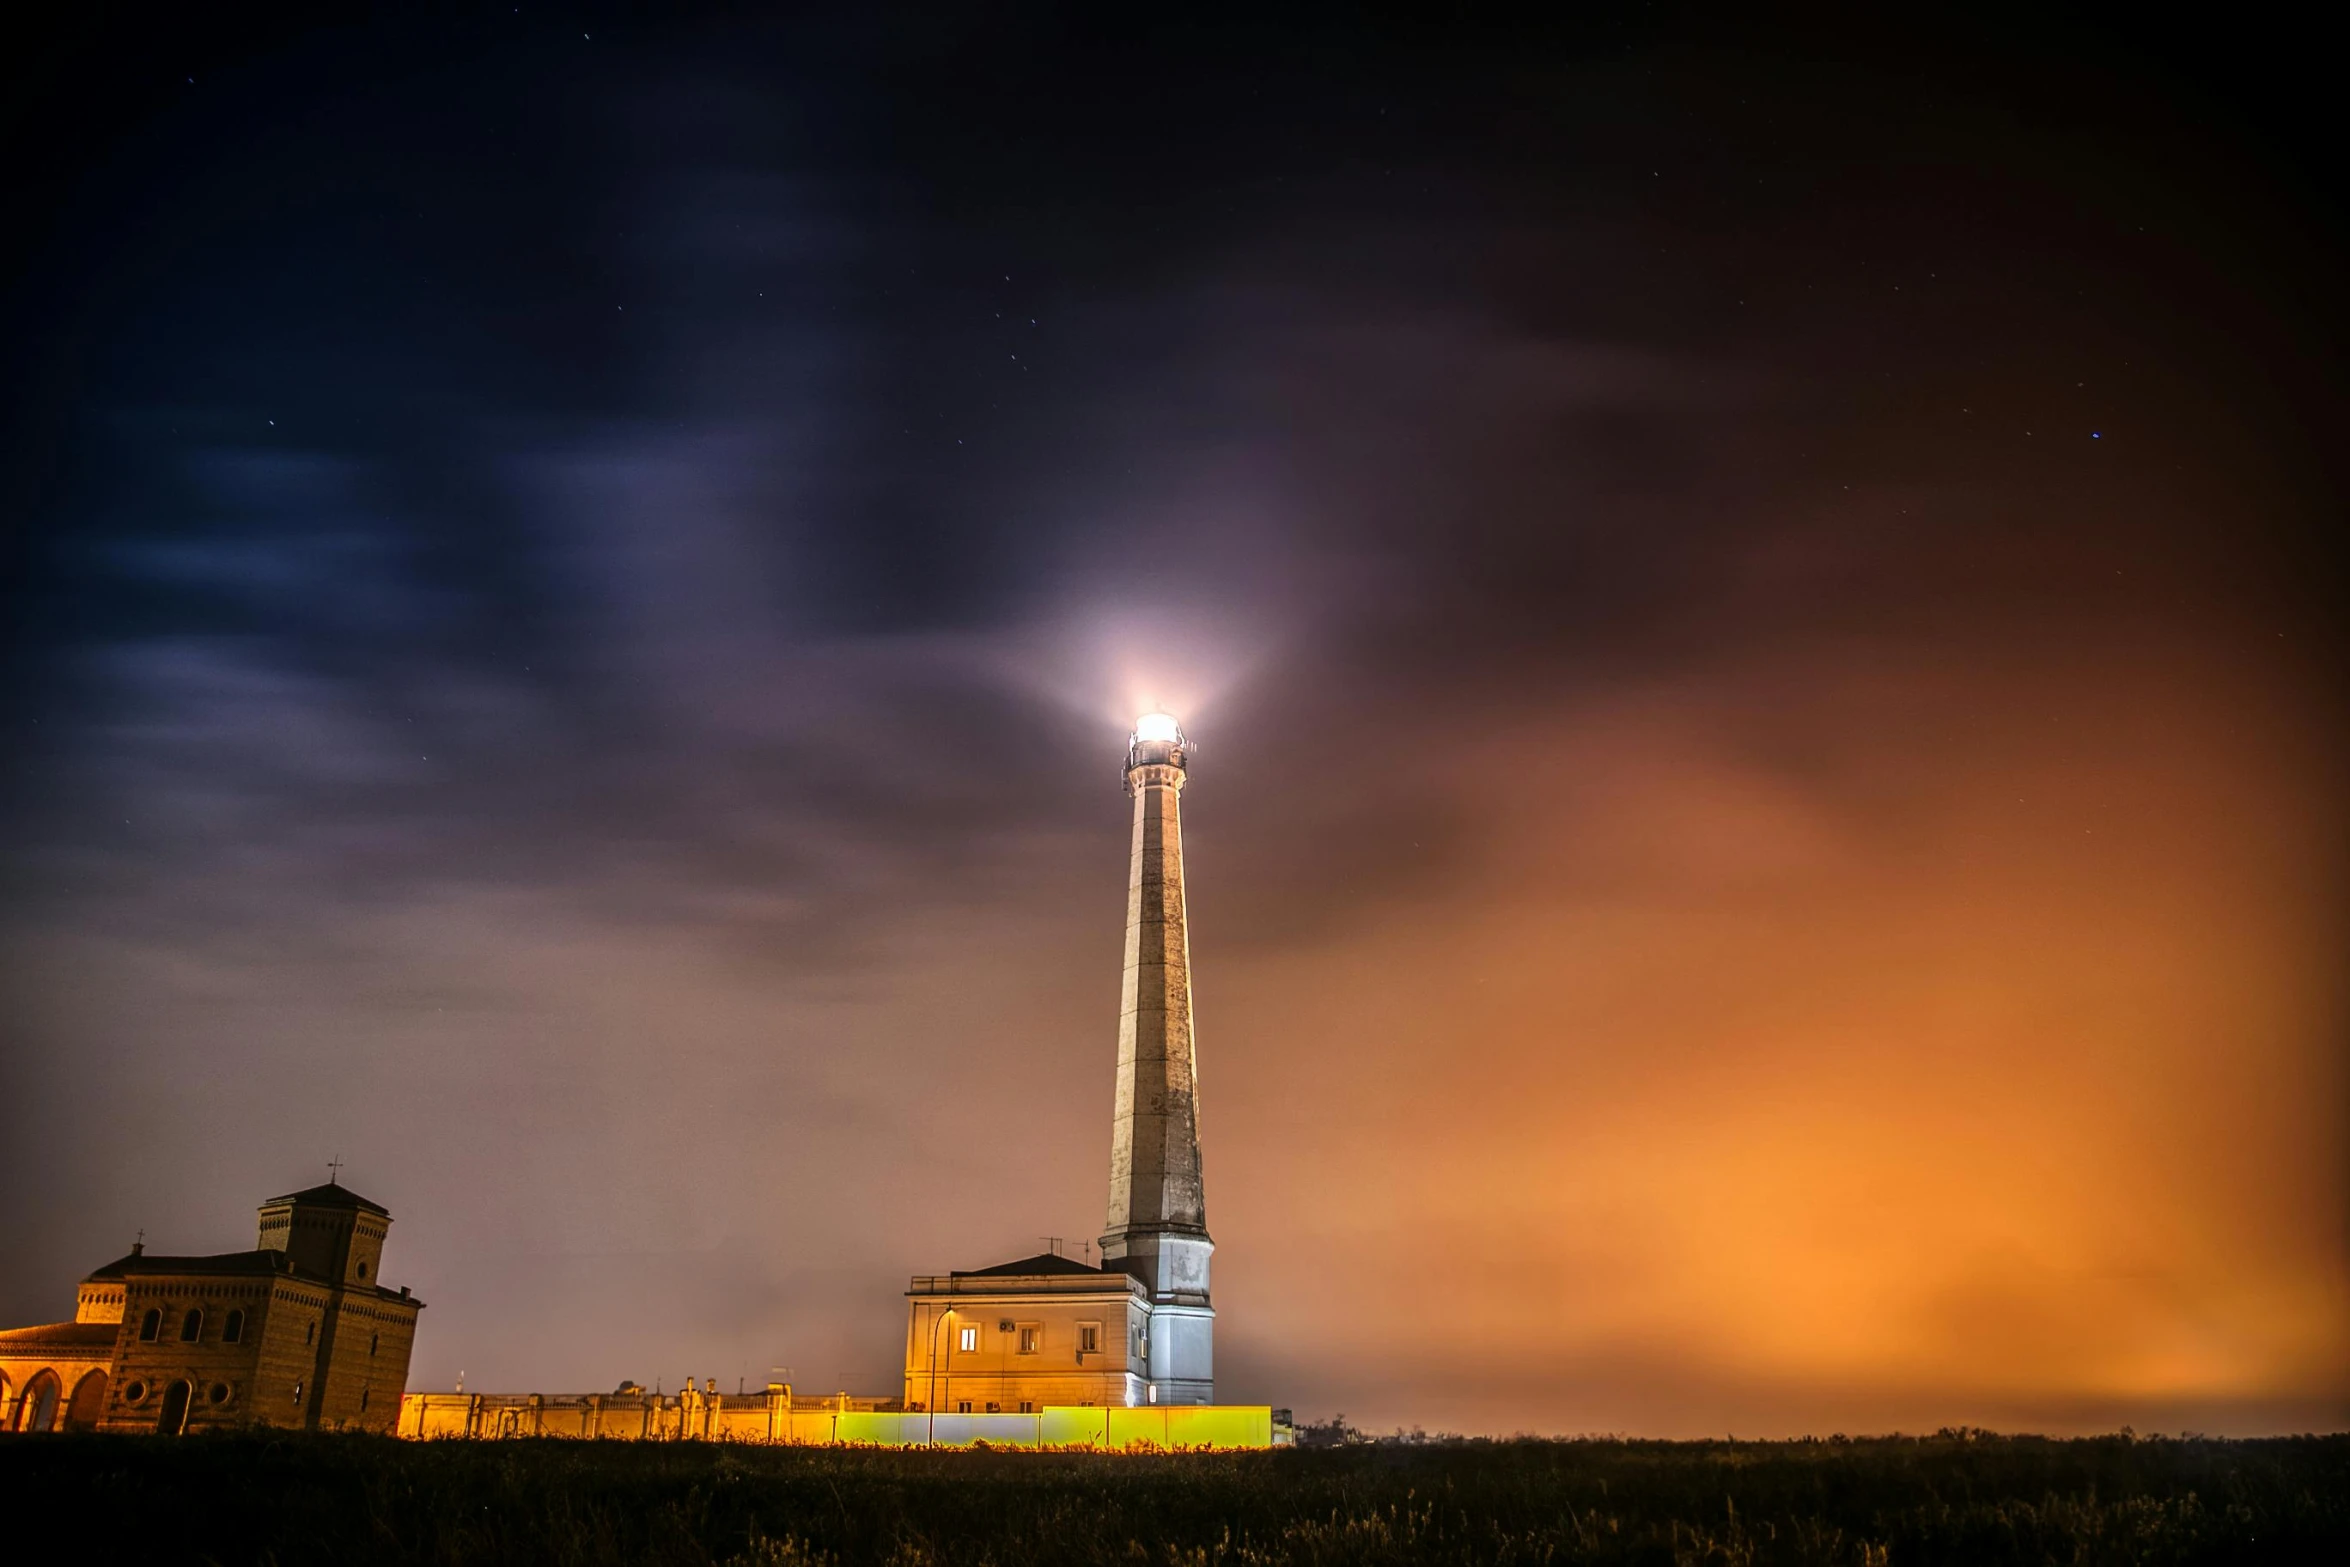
(1, 1430, 2342, 1565)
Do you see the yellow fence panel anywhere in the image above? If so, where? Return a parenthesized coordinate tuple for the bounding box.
(1165, 1406, 1273, 1449)
(1106, 1407, 1170, 1449)
(1037, 1406, 1112, 1448)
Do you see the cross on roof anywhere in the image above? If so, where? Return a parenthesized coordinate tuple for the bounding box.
(326, 1156, 344, 1184)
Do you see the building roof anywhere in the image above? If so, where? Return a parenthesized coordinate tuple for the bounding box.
(77, 1248, 424, 1307)
(951, 1252, 1114, 1278)
(83, 1249, 299, 1282)
(0, 1321, 118, 1355)
(260, 1181, 390, 1216)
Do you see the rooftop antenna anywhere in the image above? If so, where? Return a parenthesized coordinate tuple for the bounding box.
(1040, 1236, 1063, 1258)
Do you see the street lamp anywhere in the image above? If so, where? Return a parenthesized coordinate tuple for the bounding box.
(925, 1305, 957, 1445)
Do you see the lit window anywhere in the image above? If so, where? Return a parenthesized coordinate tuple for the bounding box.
(957, 1326, 977, 1354)
(139, 1309, 162, 1342)
(1017, 1325, 1040, 1354)
(180, 1309, 204, 1343)
(223, 1310, 245, 1344)
(291, 1381, 303, 1402)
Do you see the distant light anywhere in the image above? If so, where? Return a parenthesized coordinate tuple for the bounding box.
(2092, 431, 2102, 439)
(1134, 712, 1182, 744)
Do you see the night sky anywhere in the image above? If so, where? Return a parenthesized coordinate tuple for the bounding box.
(4, 5, 2343, 1435)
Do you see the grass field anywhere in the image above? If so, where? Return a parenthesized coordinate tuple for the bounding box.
(1, 1430, 2342, 1564)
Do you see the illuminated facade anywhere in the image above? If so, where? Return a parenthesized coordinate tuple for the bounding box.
(0, 1181, 422, 1435)
(902, 713, 1215, 1411)
(903, 1255, 1151, 1414)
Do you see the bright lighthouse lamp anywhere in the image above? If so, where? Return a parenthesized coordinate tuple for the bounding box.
(1133, 711, 1182, 744)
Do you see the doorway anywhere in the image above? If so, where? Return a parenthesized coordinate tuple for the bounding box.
(65, 1371, 108, 1430)
(157, 1380, 192, 1436)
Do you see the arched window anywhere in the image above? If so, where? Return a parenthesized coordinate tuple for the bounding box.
(179, 1308, 204, 1342)
(223, 1309, 245, 1344)
(18, 1371, 63, 1432)
(360, 1387, 370, 1411)
(304, 1320, 316, 1345)
(369, 1333, 379, 1356)
(139, 1308, 163, 1342)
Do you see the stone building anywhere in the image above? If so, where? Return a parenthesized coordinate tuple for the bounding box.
(903, 1253, 1151, 1414)
(902, 711, 1216, 1412)
(0, 1180, 423, 1435)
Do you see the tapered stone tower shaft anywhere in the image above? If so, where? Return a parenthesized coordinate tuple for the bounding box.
(1100, 712, 1213, 1403)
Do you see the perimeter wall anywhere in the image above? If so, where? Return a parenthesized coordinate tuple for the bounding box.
(398, 1390, 1276, 1449)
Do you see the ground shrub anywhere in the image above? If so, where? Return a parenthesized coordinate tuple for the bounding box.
(0, 1431, 2341, 1565)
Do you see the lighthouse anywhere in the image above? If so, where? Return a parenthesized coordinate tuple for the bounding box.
(901, 711, 1217, 1411)
(1098, 711, 1214, 1402)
